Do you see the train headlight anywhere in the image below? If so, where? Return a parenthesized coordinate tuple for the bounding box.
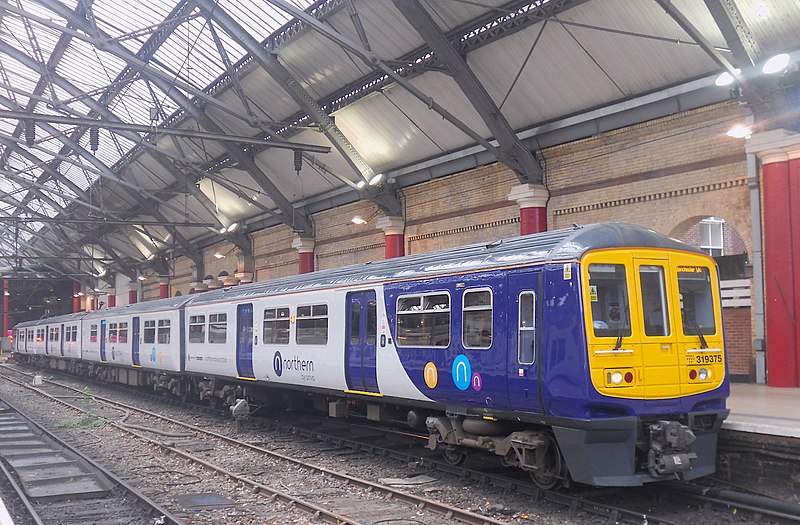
(698, 368, 709, 381)
(611, 371, 623, 385)
(605, 368, 634, 387)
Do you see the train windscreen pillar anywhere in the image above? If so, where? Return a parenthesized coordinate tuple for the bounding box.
(376, 216, 405, 259)
(747, 130, 800, 387)
(107, 288, 116, 308)
(292, 237, 315, 274)
(159, 277, 169, 299)
(508, 183, 549, 235)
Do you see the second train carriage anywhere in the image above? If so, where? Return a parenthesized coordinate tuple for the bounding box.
(11, 223, 729, 487)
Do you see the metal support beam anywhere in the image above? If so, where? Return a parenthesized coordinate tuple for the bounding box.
(393, 0, 543, 184)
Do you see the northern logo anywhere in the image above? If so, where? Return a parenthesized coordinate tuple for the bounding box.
(273, 351, 283, 377)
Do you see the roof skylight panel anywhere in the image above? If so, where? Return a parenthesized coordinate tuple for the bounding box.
(92, 0, 176, 51)
(55, 39, 129, 95)
(220, 0, 308, 39)
(59, 161, 99, 192)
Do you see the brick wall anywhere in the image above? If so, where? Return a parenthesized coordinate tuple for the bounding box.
(723, 307, 753, 379)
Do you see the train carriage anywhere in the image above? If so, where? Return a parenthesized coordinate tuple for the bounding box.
(40, 312, 86, 359)
(12, 223, 729, 488)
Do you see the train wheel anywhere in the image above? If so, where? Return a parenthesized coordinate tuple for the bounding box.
(530, 434, 566, 490)
(441, 445, 468, 466)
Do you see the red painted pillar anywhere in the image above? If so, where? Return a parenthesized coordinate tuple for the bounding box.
(761, 155, 797, 387)
(376, 216, 405, 259)
(159, 277, 169, 299)
(508, 183, 549, 235)
(73, 281, 80, 313)
(107, 288, 116, 308)
(128, 286, 138, 305)
(292, 237, 315, 274)
(87, 296, 94, 311)
(3, 279, 9, 337)
(790, 154, 800, 384)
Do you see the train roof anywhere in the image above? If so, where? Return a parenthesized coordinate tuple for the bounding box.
(14, 311, 89, 328)
(82, 295, 192, 320)
(185, 222, 703, 306)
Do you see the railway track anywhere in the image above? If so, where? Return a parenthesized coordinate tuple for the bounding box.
(0, 395, 182, 525)
(4, 364, 799, 524)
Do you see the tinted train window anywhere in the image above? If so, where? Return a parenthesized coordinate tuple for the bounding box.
(118, 322, 128, 343)
(518, 292, 536, 364)
(463, 289, 492, 349)
(396, 293, 450, 347)
(109, 323, 118, 343)
(296, 304, 328, 345)
(189, 315, 205, 344)
(639, 265, 670, 336)
(209, 313, 227, 344)
(366, 301, 377, 345)
(143, 320, 156, 344)
(264, 307, 290, 345)
(678, 267, 716, 335)
(90, 325, 97, 343)
(588, 264, 632, 337)
(158, 319, 170, 344)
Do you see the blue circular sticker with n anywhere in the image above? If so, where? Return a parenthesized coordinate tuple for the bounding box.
(452, 354, 472, 391)
(273, 351, 283, 377)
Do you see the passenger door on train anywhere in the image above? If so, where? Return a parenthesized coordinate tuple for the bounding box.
(507, 271, 542, 413)
(132, 317, 141, 367)
(100, 319, 107, 362)
(634, 258, 679, 399)
(60, 324, 65, 357)
(345, 291, 379, 393)
(236, 303, 255, 379)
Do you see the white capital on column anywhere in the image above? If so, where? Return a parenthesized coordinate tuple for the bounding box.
(745, 128, 800, 163)
(291, 236, 315, 253)
(375, 216, 404, 236)
(507, 183, 549, 209)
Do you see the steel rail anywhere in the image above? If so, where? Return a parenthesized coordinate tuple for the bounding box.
(0, 367, 509, 525)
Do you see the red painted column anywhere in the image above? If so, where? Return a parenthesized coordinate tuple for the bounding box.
(376, 216, 405, 259)
(159, 277, 169, 299)
(87, 296, 94, 311)
(761, 155, 797, 387)
(790, 153, 800, 385)
(73, 281, 80, 313)
(3, 279, 9, 337)
(128, 286, 138, 305)
(508, 183, 549, 235)
(292, 237, 315, 274)
(107, 288, 116, 308)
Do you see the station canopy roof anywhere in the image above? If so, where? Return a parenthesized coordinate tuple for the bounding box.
(0, 0, 798, 281)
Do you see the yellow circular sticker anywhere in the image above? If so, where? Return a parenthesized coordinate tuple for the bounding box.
(424, 362, 438, 389)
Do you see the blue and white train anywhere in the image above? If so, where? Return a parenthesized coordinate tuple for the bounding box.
(12, 223, 729, 488)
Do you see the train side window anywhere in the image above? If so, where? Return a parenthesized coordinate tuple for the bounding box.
(463, 289, 492, 349)
(209, 313, 227, 344)
(396, 293, 451, 347)
(263, 307, 290, 345)
(587, 264, 632, 338)
(678, 267, 716, 335)
(296, 304, 328, 345)
(109, 323, 118, 343)
(89, 325, 97, 343)
(143, 320, 156, 344)
(50, 327, 59, 342)
(157, 319, 171, 344)
(366, 301, 377, 345)
(518, 292, 536, 364)
(189, 315, 205, 344)
(349, 302, 360, 344)
(639, 265, 670, 336)
(118, 322, 129, 343)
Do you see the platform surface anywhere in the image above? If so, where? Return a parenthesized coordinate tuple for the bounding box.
(724, 382, 800, 438)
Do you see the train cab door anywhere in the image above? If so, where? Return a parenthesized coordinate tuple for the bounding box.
(236, 303, 255, 379)
(131, 317, 141, 366)
(507, 271, 543, 413)
(634, 258, 679, 399)
(345, 291, 379, 393)
(100, 319, 108, 362)
(60, 324, 65, 356)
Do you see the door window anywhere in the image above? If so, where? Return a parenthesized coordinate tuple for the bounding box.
(678, 267, 716, 335)
(518, 292, 536, 365)
(639, 265, 670, 336)
(463, 289, 492, 349)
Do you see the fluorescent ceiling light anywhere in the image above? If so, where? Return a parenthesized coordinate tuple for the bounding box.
(356, 180, 366, 189)
(368, 173, 383, 186)
(714, 68, 740, 86)
(762, 53, 790, 74)
(226, 222, 238, 233)
(726, 125, 751, 139)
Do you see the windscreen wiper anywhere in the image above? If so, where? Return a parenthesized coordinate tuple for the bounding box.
(689, 317, 709, 349)
(614, 332, 624, 350)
